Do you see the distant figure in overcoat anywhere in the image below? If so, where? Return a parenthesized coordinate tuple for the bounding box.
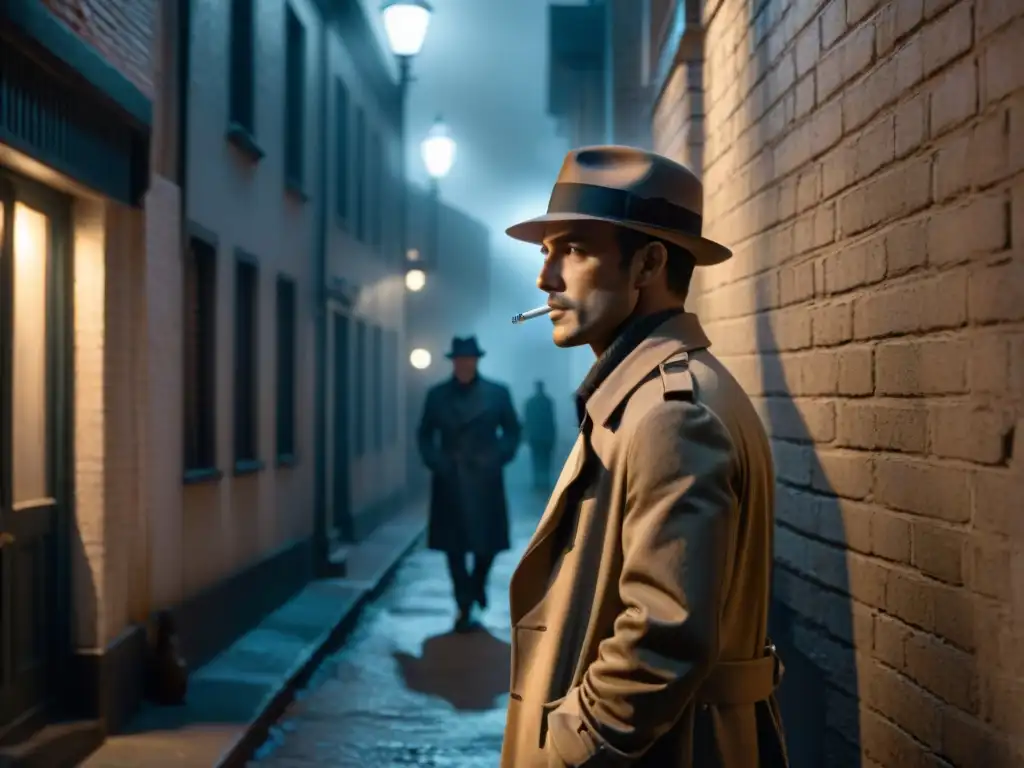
(417, 335, 521, 632)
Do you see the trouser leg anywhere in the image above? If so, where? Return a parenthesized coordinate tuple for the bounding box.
(445, 551, 472, 612)
(470, 552, 496, 607)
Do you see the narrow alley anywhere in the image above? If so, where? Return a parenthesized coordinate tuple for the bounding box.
(247, 487, 544, 767)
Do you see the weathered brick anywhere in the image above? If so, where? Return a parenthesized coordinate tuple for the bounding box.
(860, 659, 943, 750)
(930, 55, 979, 136)
(972, 467, 1024, 536)
(838, 155, 931, 236)
(876, 0, 925, 56)
(780, 260, 817, 305)
(965, 534, 1014, 600)
(853, 270, 967, 340)
(927, 193, 1009, 266)
(812, 300, 853, 345)
(930, 403, 1015, 464)
(969, 261, 1024, 323)
(820, 0, 847, 49)
(875, 337, 968, 395)
(837, 344, 875, 395)
(968, 330, 1012, 394)
(894, 93, 927, 158)
(871, 508, 913, 562)
(812, 449, 874, 498)
(904, 632, 979, 712)
(822, 233, 886, 293)
(883, 218, 929, 276)
(976, 0, 1024, 40)
(922, 1, 975, 75)
(911, 520, 965, 585)
(836, 401, 928, 453)
(874, 456, 972, 522)
(981, 18, 1024, 105)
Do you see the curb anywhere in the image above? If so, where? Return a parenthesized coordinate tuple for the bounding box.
(215, 524, 426, 768)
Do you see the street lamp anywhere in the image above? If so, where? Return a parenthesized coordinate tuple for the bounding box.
(421, 116, 456, 181)
(405, 268, 426, 291)
(410, 348, 432, 369)
(381, 0, 433, 64)
(420, 116, 455, 270)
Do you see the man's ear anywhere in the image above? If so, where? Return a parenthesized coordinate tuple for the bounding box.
(632, 241, 668, 288)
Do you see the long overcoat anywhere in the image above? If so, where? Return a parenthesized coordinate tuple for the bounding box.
(501, 313, 788, 768)
(417, 375, 521, 555)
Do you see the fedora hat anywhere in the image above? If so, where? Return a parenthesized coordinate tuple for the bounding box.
(506, 145, 731, 266)
(445, 336, 485, 359)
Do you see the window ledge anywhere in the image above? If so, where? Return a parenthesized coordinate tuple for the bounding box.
(233, 459, 265, 476)
(285, 178, 309, 202)
(276, 453, 298, 467)
(184, 467, 223, 485)
(226, 123, 265, 162)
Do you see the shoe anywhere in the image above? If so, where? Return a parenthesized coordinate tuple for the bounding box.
(454, 605, 483, 633)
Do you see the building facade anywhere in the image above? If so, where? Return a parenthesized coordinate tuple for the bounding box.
(0, 0, 411, 760)
(648, 0, 1024, 765)
(0, 0, 166, 756)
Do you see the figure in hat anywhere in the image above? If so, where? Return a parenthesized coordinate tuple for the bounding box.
(522, 380, 557, 492)
(416, 335, 521, 633)
(500, 147, 788, 768)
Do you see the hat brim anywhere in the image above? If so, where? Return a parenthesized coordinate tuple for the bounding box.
(505, 213, 732, 267)
(445, 351, 485, 359)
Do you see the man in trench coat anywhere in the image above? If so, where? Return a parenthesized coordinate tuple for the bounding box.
(500, 146, 788, 767)
(417, 336, 521, 633)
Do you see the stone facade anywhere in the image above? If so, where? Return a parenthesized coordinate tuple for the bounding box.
(653, 0, 1024, 764)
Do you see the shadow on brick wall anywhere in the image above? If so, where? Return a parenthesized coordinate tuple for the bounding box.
(757, 309, 862, 767)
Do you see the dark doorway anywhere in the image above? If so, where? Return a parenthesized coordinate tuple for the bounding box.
(331, 312, 352, 542)
(0, 169, 71, 736)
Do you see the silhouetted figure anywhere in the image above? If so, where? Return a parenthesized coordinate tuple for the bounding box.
(523, 380, 557, 491)
(417, 336, 521, 633)
(500, 147, 788, 767)
(146, 611, 188, 705)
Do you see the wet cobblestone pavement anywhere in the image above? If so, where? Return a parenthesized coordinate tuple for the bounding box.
(249, 487, 545, 767)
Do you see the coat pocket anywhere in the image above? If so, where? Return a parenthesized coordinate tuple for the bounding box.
(539, 695, 567, 749)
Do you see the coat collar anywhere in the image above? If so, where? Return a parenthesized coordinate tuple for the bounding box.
(584, 312, 711, 428)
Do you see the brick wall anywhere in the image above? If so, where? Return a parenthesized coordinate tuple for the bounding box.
(654, 0, 1024, 765)
(42, 0, 156, 98)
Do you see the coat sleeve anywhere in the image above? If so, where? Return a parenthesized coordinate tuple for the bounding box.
(546, 399, 736, 766)
(496, 385, 522, 465)
(416, 390, 448, 474)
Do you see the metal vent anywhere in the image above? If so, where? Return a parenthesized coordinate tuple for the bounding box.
(0, 41, 139, 204)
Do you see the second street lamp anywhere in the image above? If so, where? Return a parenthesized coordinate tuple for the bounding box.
(420, 116, 455, 271)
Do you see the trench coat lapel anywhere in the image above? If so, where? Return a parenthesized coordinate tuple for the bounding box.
(509, 313, 712, 625)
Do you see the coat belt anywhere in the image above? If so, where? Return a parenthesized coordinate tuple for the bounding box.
(696, 642, 784, 706)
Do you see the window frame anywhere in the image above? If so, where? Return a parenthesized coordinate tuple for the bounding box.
(183, 226, 220, 482)
(233, 251, 262, 473)
(275, 274, 297, 465)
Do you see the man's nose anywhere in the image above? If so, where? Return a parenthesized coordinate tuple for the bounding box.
(536, 259, 565, 293)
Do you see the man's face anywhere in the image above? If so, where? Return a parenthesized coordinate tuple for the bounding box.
(536, 222, 637, 350)
(452, 356, 478, 382)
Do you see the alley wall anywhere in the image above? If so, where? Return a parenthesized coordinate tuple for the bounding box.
(654, 0, 1024, 764)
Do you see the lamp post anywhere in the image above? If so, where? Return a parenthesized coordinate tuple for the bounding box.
(420, 115, 455, 272)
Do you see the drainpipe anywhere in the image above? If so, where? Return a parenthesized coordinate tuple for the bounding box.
(311, 13, 330, 575)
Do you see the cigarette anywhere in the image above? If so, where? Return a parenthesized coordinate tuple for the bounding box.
(511, 305, 553, 324)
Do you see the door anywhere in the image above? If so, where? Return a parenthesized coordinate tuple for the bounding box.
(0, 172, 69, 734)
(331, 312, 352, 542)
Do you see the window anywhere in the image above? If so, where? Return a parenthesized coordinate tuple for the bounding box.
(228, 0, 255, 133)
(184, 236, 217, 472)
(369, 131, 382, 249)
(284, 4, 306, 188)
(354, 107, 366, 241)
(354, 320, 366, 457)
(334, 78, 350, 222)
(234, 257, 259, 465)
(372, 325, 383, 452)
(386, 330, 399, 444)
(276, 276, 296, 460)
